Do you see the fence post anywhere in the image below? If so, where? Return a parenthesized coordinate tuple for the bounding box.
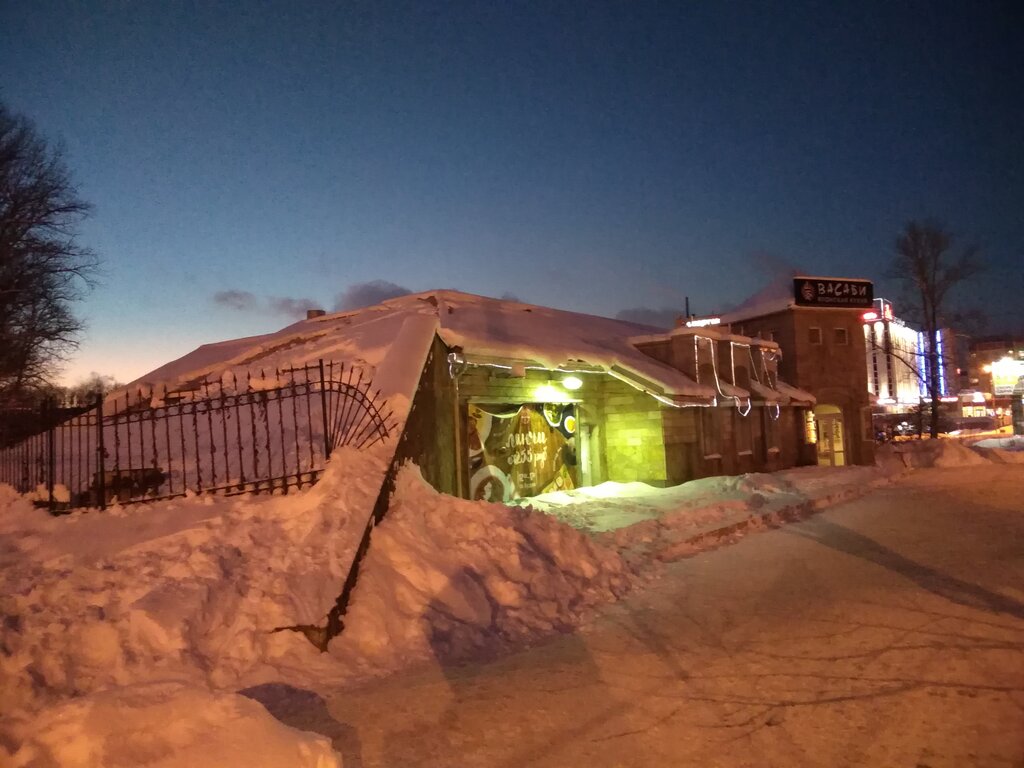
(95, 392, 106, 510)
(319, 359, 332, 461)
(45, 398, 55, 513)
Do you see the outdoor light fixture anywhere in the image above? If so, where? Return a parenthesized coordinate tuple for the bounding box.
(562, 375, 583, 390)
(861, 311, 878, 322)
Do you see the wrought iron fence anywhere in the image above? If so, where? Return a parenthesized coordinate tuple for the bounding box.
(0, 360, 393, 512)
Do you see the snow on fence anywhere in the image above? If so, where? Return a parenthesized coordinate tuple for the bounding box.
(0, 360, 394, 512)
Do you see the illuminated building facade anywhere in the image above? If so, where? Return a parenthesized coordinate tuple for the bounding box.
(862, 299, 923, 408)
(967, 336, 1024, 427)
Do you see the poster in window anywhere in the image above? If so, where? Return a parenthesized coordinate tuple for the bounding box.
(467, 403, 577, 502)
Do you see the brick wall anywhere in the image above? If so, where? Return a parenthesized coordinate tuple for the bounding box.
(595, 378, 668, 485)
(734, 308, 874, 466)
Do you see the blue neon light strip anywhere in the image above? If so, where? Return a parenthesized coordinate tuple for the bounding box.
(917, 331, 927, 397)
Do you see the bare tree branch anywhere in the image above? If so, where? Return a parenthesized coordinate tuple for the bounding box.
(0, 101, 98, 405)
(886, 220, 984, 438)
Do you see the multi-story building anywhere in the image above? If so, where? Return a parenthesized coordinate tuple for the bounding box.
(862, 299, 921, 410)
(967, 336, 1024, 424)
(708, 276, 875, 467)
(862, 298, 957, 416)
(968, 336, 1024, 393)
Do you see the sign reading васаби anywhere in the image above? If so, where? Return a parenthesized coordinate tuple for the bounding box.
(793, 277, 873, 308)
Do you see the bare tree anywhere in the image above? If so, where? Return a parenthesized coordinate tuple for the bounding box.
(0, 101, 98, 406)
(62, 371, 122, 407)
(887, 221, 983, 438)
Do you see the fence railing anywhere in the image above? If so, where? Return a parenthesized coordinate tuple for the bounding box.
(0, 360, 394, 512)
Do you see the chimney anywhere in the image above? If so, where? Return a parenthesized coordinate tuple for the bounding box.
(306, 309, 326, 320)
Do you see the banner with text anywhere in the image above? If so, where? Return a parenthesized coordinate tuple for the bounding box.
(793, 277, 873, 308)
(467, 403, 577, 502)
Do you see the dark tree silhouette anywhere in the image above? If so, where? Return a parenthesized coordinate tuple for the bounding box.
(887, 221, 983, 438)
(0, 101, 97, 405)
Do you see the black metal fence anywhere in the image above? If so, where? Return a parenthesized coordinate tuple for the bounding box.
(0, 360, 394, 512)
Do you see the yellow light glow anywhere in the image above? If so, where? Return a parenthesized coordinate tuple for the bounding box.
(533, 384, 569, 402)
(562, 375, 583, 390)
(991, 356, 1024, 395)
(982, 364, 992, 373)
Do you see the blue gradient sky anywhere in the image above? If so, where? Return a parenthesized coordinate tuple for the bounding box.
(2, 1, 1021, 384)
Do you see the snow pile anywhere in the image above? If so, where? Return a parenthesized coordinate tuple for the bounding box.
(890, 439, 991, 468)
(972, 436, 1024, 450)
(0, 446, 394, 713)
(527, 464, 903, 562)
(970, 435, 1024, 464)
(328, 465, 635, 672)
(0, 682, 341, 768)
(1, 451, 635, 715)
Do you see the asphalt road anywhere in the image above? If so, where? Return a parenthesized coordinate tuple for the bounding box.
(301, 465, 1024, 767)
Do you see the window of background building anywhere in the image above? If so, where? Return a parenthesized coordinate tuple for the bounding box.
(834, 327, 849, 345)
(809, 327, 822, 345)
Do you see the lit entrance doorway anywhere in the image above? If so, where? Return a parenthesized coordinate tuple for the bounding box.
(814, 404, 846, 466)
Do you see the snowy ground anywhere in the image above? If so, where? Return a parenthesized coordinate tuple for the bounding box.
(0, 437, 1013, 766)
(317, 463, 1024, 767)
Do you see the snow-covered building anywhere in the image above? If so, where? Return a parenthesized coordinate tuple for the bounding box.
(130, 290, 816, 502)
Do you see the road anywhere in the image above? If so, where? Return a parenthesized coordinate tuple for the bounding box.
(278, 465, 1024, 767)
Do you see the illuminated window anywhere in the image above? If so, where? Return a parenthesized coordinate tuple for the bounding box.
(809, 327, 822, 345)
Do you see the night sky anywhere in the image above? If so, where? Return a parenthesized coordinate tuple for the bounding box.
(2, 1, 1021, 384)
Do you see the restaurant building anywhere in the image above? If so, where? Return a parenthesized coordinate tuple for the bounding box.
(135, 290, 818, 502)
(694, 276, 875, 467)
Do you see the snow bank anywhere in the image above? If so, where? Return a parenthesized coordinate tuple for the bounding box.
(1, 449, 635, 715)
(526, 463, 903, 562)
(0, 682, 341, 768)
(328, 465, 635, 671)
(973, 436, 1024, 450)
(0, 446, 394, 713)
(0, 446, 909, 719)
(970, 435, 1024, 464)
(889, 439, 992, 468)
(4, 425, 976, 748)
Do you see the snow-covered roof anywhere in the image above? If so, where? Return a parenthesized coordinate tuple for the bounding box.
(128, 289, 818, 411)
(640, 324, 781, 349)
(419, 292, 714, 402)
(716, 274, 797, 324)
(747, 381, 783, 403)
(717, 273, 874, 325)
(130, 290, 719, 408)
(774, 381, 816, 406)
